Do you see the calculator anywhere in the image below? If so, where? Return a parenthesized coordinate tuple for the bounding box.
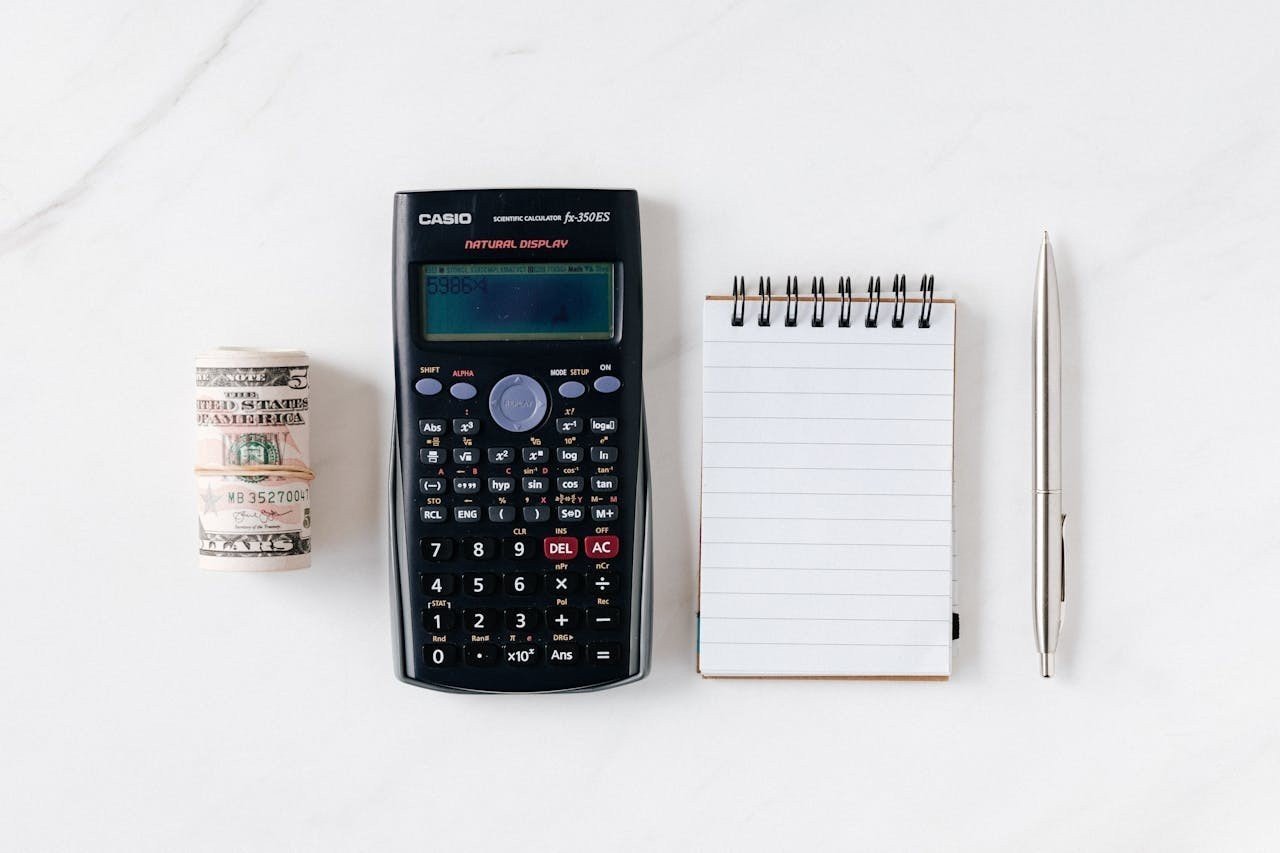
(389, 188, 652, 693)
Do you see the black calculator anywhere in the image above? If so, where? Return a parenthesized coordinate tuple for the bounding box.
(389, 188, 652, 693)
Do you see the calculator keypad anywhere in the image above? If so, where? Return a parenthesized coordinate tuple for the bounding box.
(410, 371, 631, 686)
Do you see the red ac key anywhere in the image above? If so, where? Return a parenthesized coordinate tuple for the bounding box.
(583, 535, 620, 559)
(543, 536, 578, 560)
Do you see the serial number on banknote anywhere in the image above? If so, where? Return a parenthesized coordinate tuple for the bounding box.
(226, 489, 309, 504)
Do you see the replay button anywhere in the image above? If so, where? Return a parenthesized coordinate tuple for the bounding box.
(488, 374, 548, 433)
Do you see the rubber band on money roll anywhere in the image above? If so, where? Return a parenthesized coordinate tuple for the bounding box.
(194, 464, 316, 481)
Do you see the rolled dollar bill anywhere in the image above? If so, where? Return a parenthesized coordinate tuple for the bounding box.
(195, 348, 312, 571)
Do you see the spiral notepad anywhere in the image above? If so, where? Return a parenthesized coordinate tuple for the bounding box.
(698, 276, 957, 679)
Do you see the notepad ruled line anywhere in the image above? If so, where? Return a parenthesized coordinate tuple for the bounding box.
(701, 565, 951, 573)
(703, 365, 952, 372)
(700, 641, 950, 647)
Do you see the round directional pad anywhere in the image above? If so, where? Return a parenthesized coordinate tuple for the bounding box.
(488, 374, 548, 433)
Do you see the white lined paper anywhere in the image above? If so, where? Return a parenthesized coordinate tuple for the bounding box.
(698, 297, 955, 677)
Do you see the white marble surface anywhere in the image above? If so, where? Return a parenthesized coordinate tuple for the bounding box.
(3, 2, 1280, 850)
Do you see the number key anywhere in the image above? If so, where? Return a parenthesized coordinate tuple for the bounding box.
(422, 609, 456, 631)
(421, 572, 457, 595)
(502, 536, 536, 560)
(505, 608, 540, 630)
(423, 644, 459, 667)
(463, 608, 500, 632)
(504, 572, 539, 596)
(420, 538, 455, 561)
(462, 573, 498, 596)
(461, 537, 497, 560)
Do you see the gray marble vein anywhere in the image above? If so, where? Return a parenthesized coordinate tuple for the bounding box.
(0, 0, 263, 255)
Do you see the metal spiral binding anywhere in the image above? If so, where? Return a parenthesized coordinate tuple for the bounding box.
(918, 274, 935, 328)
(865, 276, 881, 328)
(837, 276, 852, 327)
(891, 274, 907, 328)
(729, 272, 935, 327)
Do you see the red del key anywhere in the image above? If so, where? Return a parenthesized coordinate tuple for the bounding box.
(583, 535, 620, 559)
(543, 536, 578, 560)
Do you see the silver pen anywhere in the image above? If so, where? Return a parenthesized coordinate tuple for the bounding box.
(1033, 231, 1067, 677)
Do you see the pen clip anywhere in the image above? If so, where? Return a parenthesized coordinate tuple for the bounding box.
(1059, 513, 1068, 626)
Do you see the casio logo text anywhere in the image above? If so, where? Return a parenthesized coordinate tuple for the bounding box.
(418, 213, 472, 226)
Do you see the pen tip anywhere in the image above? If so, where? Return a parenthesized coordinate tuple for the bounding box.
(1040, 652, 1055, 678)
(1042, 229, 1050, 243)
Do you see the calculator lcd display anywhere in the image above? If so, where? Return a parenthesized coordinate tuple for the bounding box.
(420, 263, 615, 341)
